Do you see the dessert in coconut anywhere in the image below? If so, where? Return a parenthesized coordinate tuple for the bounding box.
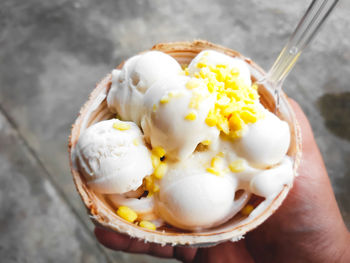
(68, 40, 301, 246)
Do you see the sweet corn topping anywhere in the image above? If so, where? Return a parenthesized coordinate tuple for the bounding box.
(151, 154, 161, 168)
(133, 139, 139, 146)
(241, 204, 254, 216)
(144, 175, 159, 197)
(184, 57, 264, 140)
(229, 159, 245, 173)
(154, 162, 167, 179)
(207, 153, 226, 176)
(211, 156, 222, 167)
(206, 167, 221, 176)
(139, 220, 156, 230)
(113, 122, 130, 131)
(201, 140, 211, 146)
(152, 146, 166, 158)
(186, 78, 201, 90)
(185, 111, 197, 121)
(117, 206, 138, 223)
(160, 94, 170, 104)
(185, 68, 189, 75)
(146, 147, 168, 195)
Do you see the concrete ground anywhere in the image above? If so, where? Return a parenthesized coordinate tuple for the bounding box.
(0, 0, 349, 262)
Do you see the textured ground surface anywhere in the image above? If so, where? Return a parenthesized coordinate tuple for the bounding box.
(0, 0, 349, 262)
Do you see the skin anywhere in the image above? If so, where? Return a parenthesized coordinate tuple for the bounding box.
(94, 100, 350, 263)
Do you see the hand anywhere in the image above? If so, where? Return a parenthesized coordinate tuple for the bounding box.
(94, 100, 350, 263)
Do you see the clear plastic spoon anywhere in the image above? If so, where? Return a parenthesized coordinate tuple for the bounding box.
(259, 0, 339, 111)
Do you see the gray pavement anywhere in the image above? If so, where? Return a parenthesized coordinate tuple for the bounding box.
(0, 0, 349, 262)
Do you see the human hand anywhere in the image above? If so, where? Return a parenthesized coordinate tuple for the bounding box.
(94, 99, 350, 263)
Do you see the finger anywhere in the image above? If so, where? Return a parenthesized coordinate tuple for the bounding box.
(174, 246, 198, 263)
(288, 98, 324, 159)
(94, 226, 197, 261)
(95, 227, 169, 256)
(194, 240, 254, 263)
(95, 226, 146, 251)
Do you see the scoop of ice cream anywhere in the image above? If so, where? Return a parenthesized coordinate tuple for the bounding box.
(141, 76, 219, 160)
(156, 153, 238, 230)
(188, 50, 252, 87)
(107, 51, 182, 125)
(233, 110, 291, 168)
(73, 119, 153, 194)
(249, 156, 293, 197)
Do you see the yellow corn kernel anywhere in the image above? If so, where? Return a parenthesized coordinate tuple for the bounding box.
(230, 129, 244, 140)
(248, 91, 259, 100)
(206, 167, 221, 176)
(160, 95, 170, 104)
(201, 140, 211, 146)
(211, 156, 222, 168)
(133, 139, 139, 146)
(151, 154, 161, 168)
(154, 162, 167, 179)
(229, 159, 245, 173)
(117, 206, 138, 223)
(186, 79, 201, 90)
(229, 113, 243, 131)
(196, 56, 208, 68)
(184, 68, 189, 76)
(113, 122, 130, 131)
(230, 67, 239, 76)
(205, 110, 217, 127)
(185, 111, 197, 121)
(199, 68, 210, 78)
(241, 204, 254, 216)
(152, 146, 165, 158)
(139, 220, 156, 230)
(216, 64, 227, 69)
(207, 81, 215, 93)
(144, 175, 153, 189)
(217, 118, 229, 134)
(240, 110, 257, 123)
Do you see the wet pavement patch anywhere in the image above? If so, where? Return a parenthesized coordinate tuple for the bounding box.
(317, 92, 350, 141)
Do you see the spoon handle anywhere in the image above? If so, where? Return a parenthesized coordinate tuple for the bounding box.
(266, 0, 339, 87)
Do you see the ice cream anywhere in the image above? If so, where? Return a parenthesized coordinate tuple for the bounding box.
(73, 48, 294, 232)
(156, 152, 251, 230)
(141, 75, 219, 160)
(73, 119, 153, 194)
(233, 110, 291, 168)
(107, 51, 182, 125)
(188, 50, 252, 87)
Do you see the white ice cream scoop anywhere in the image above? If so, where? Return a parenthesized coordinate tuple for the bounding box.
(141, 75, 219, 160)
(233, 110, 291, 168)
(73, 119, 153, 194)
(156, 153, 245, 231)
(107, 51, 182, 125)
(157, 173, 237, 231)
(188, 50, 252, 87)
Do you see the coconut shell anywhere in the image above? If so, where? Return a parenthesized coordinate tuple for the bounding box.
(68, 40, 302, 246)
